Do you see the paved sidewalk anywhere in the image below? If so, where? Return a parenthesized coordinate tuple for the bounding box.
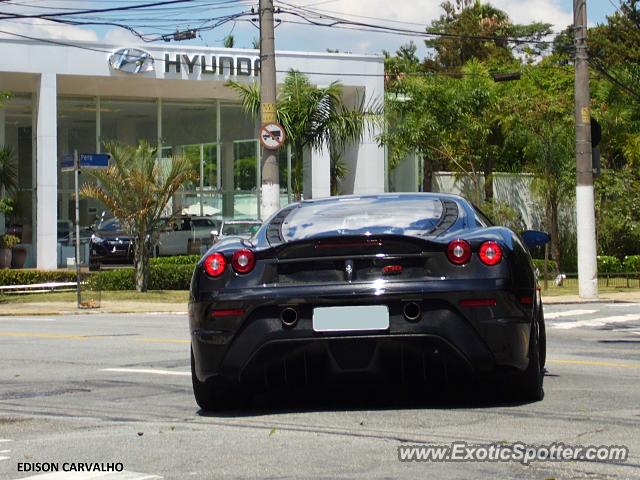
(1, 291, 640, 316)
(542, 291, 640, 304)
(0, 300, 188, 316)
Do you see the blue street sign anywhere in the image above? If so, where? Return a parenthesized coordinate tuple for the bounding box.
(61, 154, 74, 172)
(61, 153, 110, 172)
(79, 153, 110, 169)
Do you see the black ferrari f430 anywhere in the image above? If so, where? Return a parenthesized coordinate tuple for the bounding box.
(189, 193, 550, 410)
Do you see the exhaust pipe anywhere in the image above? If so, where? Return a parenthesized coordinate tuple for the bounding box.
(281, 307, 299, 328)
(403, 302, 422, 322)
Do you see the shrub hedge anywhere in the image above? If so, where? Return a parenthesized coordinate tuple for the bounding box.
(623, 255, 640, 272)
(0, 269, 80, 286)
(88, 264, 195, 291)
(531, 259, 558, 274)
(150, 255, 200, 266)
(597, 255, 622, 273)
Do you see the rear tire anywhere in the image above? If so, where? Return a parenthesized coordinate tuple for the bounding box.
(538, 307, 546, 369)
(191, 347, 244, 411)
(511, 320, 544, 402)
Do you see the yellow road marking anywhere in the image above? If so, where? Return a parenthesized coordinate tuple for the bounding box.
(548, 358, 640, 369)
(137, 338, 190, 344)
(0, 332, 88, 340)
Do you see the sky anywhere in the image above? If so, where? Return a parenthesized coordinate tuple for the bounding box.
(0, 0, 619, 58)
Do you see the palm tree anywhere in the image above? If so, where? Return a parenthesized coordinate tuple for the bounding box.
(0, 146, 17, 224)
(223, 35, 234, 48)
(0, 146, 17, 197)
(227, 70, 380, 197)
(80, 141, 196, 292)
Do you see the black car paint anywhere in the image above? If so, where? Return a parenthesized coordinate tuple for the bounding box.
(89, 221, 133, 267)
(189, 194, 540, 393)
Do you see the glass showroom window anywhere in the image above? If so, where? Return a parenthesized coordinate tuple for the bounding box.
(162, 101, 217, 216)
(100, 98, 157, 147)
(56, 96, 101, 267)
(0, 94, 34, 267)
(220, 104, 257, 219)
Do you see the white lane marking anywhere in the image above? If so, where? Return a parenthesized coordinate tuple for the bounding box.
(101, 368, 190, 377)
(0, 456, 10, 462)
(551, 314, 640, 330)
(0, 439, 12, 442)
(0, 449, 10, 453)
(17, 472, 162, 479)
(545, 309, 598, 319)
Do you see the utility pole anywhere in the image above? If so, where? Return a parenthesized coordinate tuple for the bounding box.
(259, 0, 280, 219)
(574, 0, 598, 298)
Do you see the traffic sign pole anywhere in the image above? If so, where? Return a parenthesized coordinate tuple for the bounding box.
(74, 150, 81, 308)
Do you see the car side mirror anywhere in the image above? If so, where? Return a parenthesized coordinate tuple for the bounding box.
(522, 230, 551, 250)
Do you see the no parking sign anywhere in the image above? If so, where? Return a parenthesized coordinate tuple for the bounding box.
(259, 123, 286, 150)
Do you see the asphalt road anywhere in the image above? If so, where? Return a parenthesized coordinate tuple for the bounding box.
(0, 303, 639, 480)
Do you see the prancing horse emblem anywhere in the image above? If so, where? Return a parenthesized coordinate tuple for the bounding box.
(345, 259, 354, 282)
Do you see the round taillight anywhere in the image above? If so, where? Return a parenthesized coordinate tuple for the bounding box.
(447, 239, 472, 265)
(232, 249, 255, 274)
(479, 241, 503, 266)
(204, 253, 226, 277)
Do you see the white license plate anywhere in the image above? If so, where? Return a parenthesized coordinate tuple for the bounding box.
(312, 305, 389, 332)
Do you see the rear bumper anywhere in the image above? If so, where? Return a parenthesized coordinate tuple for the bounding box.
(190, 281, 535, 385)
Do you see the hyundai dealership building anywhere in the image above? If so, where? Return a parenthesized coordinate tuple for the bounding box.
(0, 39, 385, 269)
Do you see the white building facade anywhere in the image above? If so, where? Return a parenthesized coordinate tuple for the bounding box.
(0, 39, 385, 269)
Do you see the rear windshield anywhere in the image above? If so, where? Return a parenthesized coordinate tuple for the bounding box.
(281, 196, 447, 241)
(97, 218, 121, 231)
(222, 222, 261, 236)
(192, 219, 218, 228)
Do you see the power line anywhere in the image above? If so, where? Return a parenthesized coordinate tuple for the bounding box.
(272, 7, 558, 46)
(0, 0, 199, 20)
(0, 27, 574, 80)
(0, 9, 253, 42)
(606, 0, 623, 16)
(589, 59, 640, 102)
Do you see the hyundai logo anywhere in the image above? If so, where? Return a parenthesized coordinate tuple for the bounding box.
(109, 48, 154, 74)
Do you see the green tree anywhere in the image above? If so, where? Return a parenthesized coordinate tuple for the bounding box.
(586, 1, 640, 258)
(80, 141, 196, 292)
(424, 0, 552, 71)
(500, 63, 575, 267)
(227, 70, 379, 197)
(383, 42, 421, 88)
(594, 168, 640, 257)
(381, 60, 501, 202)
(589, 1, 640, 67)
